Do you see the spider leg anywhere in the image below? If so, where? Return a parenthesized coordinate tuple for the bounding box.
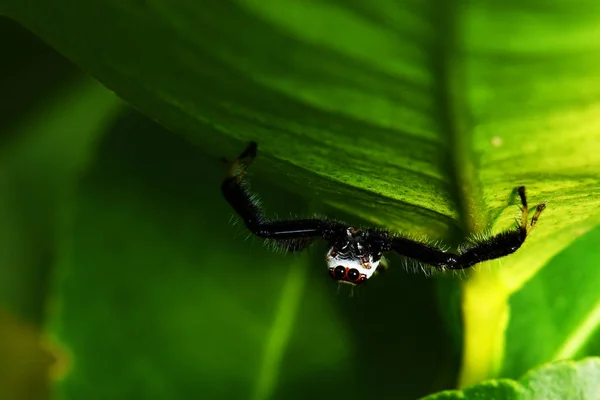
(456, 186, 545, 268)
(389, 236, 460, 269)
(389, 186, 545, 270)
(222, 142, 344, 252)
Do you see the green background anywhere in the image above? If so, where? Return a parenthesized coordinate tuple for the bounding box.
(0, 0, 599, 398)
(0, 18, 459, 399)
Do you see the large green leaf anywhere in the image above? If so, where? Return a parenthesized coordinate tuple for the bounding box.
(422, 358, 600, 399)
(1, 0, 600, 394)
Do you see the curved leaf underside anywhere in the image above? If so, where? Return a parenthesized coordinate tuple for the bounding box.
(2, 0, 600, 391)
(3, 0, 599, 238)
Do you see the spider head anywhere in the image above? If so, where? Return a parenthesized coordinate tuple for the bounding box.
(327, 255, 381, 285)
(325, 227, 383, 285)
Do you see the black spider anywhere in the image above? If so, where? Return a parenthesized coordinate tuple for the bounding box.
(222, 142, 546, 286)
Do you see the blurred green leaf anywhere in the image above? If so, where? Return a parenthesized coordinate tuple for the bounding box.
(422, 358, 600, 400)
(0, 18, 123, 400)
(1, 0, 600, 395)
(0, 71, 123, 323)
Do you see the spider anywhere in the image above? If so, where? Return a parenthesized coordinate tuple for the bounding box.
(222, 142, 546, 286)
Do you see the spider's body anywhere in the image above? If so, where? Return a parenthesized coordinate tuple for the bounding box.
(222, 142, 546, 286)
(325, 227, 385, 284)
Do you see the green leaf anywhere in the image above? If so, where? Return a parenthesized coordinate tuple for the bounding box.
(5, 0, 599, 232)
(2, 0, 600, 393)
(423, 358, 600, 399)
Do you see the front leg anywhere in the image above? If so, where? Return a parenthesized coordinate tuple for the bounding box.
(389, 186, 545, 270)
(390, 236, 460, 269)
(455, 186, 545, 268)
(221, 141, 345, 252)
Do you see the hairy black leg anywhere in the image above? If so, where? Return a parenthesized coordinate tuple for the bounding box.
(222, 141, 261, 225)
(455, 186, 545, 268)
(222, 142, 344, 251)
(390, 236, 459, 268)
(388, 186, 545, 270)
(365, 229, 457, 268)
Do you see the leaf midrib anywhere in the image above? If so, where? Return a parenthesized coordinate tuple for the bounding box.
(430, 1, 484, 240)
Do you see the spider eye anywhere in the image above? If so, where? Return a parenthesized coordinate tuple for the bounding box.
(347, 268, 360, 282)
(333, 265, 346, 279)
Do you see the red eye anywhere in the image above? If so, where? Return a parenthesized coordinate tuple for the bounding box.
(347, 268, 360, 282)
(332, 265, 346, 280)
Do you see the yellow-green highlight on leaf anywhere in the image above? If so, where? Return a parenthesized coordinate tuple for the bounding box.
(253, 258, 308, 400)
(458, 222, 600, 386)
(458, 265, 510, 387)
(459, 186, 600, 386)
(552, 299, 600, 362)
